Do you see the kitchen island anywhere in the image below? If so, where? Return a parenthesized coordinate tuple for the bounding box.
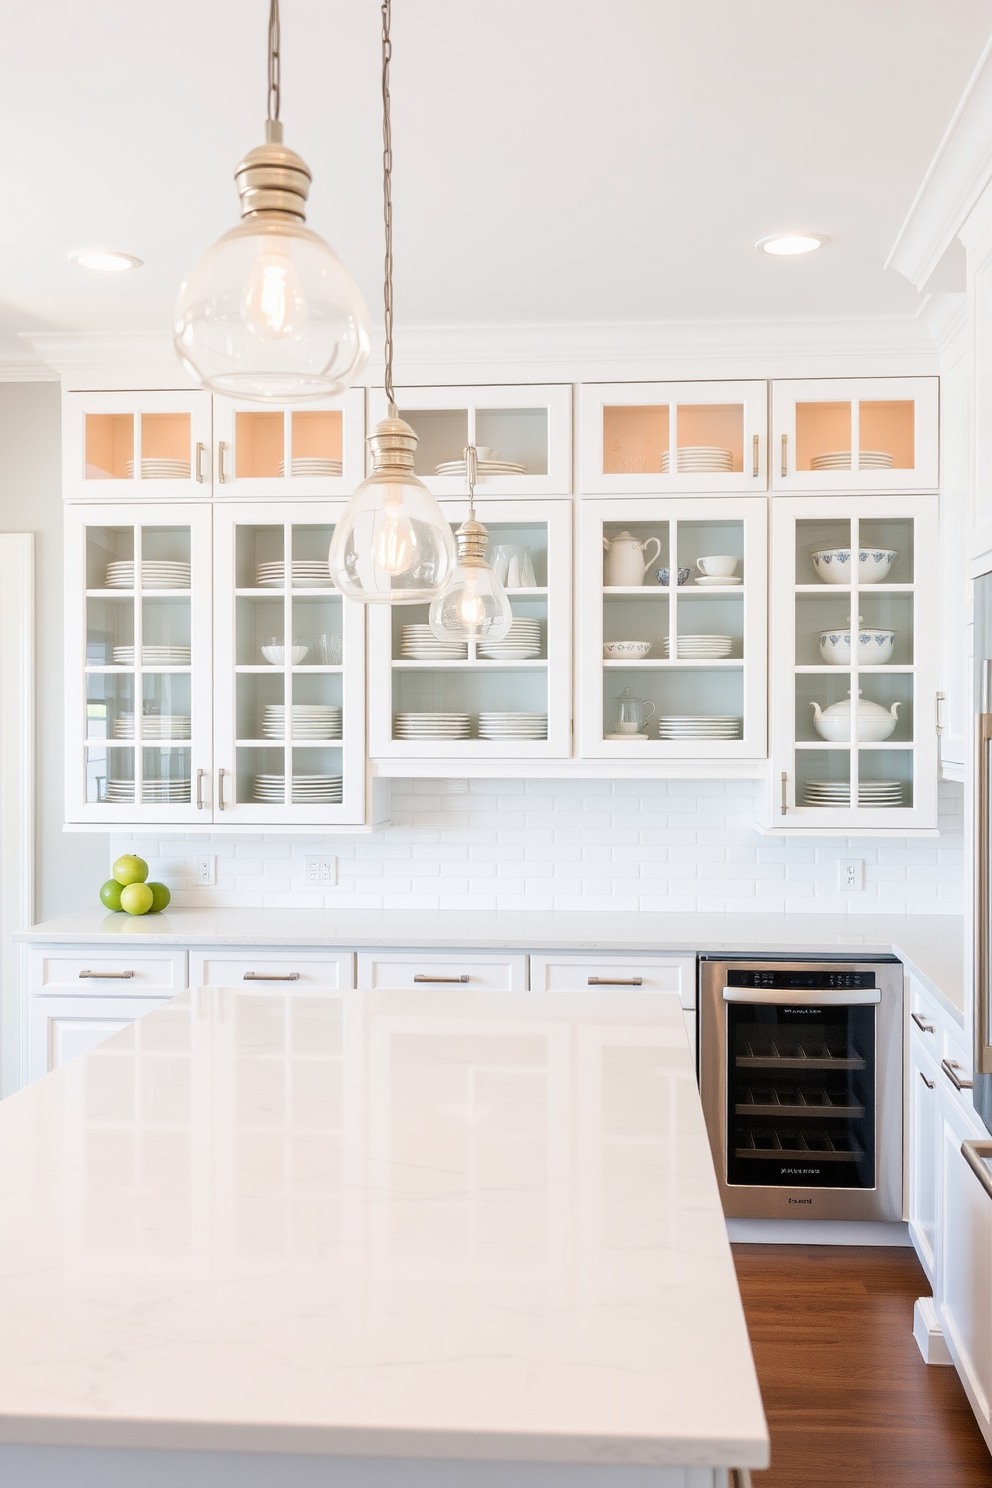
(0, 984, 767, 1487)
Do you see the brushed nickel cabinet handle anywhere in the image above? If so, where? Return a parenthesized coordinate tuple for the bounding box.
(781, 432, 788, 478)
(919, 1070, 935, 1090)
(781, 771, 788, 816)
(752, 433, 759, 478)
(218, 767, 228, 810)
(962, 1139, 992, 1201)
(936, 691, 945, 736)
(79, 969, 135, 980)
(978, 707, 992, 1074)
(243, 971, 300, 981)
(587, 976, 643, 986)
(942, 1057, 973, 1091)
(195, 442, 207, 483)
(911, 1011, 935, 1033)
(413, 974, 470, 983)
(196, 768, 206, 810)
(217, 440, 229, 484)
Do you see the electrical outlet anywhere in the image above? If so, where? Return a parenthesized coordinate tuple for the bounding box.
(305, 856, 337, 886)
(838, 858, 864, 892)
(196, 855, 217, 886)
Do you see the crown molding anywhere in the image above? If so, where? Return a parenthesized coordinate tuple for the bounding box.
(918, 291, 969, 355)
(886, 30, 992, 289)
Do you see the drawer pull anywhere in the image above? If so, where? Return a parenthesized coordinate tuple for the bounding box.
(242, 971, 300, 981)
(919, 1070, 935, 1090)
(942, 1057, 973, 1091)
(587, 976, 643, 986)
(962, 1139, 992, 1202)
(78, 969, 135, 980)
(911, 1012, 936, 1034)
(413, 974, 470, 983)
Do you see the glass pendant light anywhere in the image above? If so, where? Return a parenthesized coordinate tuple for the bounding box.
(328, 0, 455, 603)
(173, 0, 370, 401)
(429, 446, 512, 641)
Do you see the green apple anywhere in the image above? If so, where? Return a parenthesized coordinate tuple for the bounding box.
(147, 882, 171, 913)
(99, 878, 123, 911)
(112, 854, 148, 887)
(120, 882, 154, 916)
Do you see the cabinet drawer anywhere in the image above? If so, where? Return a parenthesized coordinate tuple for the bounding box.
(357, 951, 526, 991)
(530, 954, 696, 1008)
(27, 993, 173, 1082)
(189, 951, 355, 989)
(30, 947, 186, 997)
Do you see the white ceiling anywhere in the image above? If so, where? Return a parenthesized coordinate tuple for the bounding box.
(2, 0, 991, 373)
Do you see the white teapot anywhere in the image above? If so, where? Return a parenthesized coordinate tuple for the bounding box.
(603, 531, 662, 587)
(810, 689, 900, 743)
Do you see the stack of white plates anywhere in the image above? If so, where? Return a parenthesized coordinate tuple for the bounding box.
(478, 712, 547, 740)
(394, 713, 471, 739)
(114, 714, 191, 739)
(804, 779, 904, 807)
(105, 779, 191, 803)
(262, 704, 342, 740)
(278, 458, 343, 477)
(657, 716, 741, 739)
(125, 459, 191, 480)
(253, 773, 343, 803)
(435, 458, 528, 476)
(478, 618, 542, 660)
(105, 561, 191, 589)
(809, 450, 894, 471)
(111, 645, 191, 665)
(661, 446, 734, 474)
(661, 634, 734, 659)
(400, 624, 468, 660)
(255, 561, 331, 587)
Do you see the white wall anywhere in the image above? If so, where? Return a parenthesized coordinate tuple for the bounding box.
(0, 383, 108, 920)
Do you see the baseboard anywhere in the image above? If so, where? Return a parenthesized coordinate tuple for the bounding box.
(913, 1295, 953, 1365)
(726, 1218, 912, 1246)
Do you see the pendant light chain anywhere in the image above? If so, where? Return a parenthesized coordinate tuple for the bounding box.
(381, 0, 396, 415)
(267, 0, 281, 122)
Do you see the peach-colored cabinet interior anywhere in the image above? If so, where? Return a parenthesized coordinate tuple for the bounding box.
(85, 412, 192, 480)
(234, 409, 343, 479)
(602, 403, 745, 475)
(795, 400, 915, 471)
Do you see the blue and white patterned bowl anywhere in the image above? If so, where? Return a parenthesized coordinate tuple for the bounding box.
(603, 641, 653, 660)
(656, 567, 691, 586)
(811, 547, 897, 584)
(818, 627, 896, 665)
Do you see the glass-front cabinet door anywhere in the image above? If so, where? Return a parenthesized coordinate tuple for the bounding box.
(63, 391, 213, 501)
(65, 505, 213, 823)
(368, 385, 572, 496)
(579, 382, 768, 494)
(212, 504, 365, 823)
(769, 495, 939, 832)
(577, 499, 767, 760)
(771, 377, 939, 492)
(212, 389, 366, 497)
(368, 500, 571, 766)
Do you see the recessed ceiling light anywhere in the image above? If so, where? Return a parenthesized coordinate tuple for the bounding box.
(756, 234, 826, 256)
(71, 251, 143, 272)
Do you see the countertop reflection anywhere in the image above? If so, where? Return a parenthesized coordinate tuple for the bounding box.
(0, 987, 767, 1469)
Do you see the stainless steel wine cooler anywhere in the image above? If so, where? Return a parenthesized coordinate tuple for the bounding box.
(699, 957, 904, 1221)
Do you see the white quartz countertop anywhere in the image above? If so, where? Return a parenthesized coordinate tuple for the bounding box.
(18, 907, 966, 1020)
(0, 986, 768, 1469)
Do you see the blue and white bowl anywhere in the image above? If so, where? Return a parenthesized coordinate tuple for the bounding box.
(818, 627, 896, 665)
(656, 567, 691, 586)
(811, 547, 898, 584)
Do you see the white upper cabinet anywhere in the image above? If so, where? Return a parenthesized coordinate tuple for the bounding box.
(771, 377, 939, 493)
(579, 382, 768, 494)
(577, 498, 767, 760)
(212, 390, 366, 498)
(368, 385, 572, 496)
(368, 499, 572, 766)
(63, 391, 213, 501)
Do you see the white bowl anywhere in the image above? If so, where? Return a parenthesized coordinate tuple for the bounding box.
(603, 641, 653, 660)
(818, 627, 896, 666)
(261, 644, 309, 665)
(810, 548, 897, 584)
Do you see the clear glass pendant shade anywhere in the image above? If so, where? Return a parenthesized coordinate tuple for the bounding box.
(328, 418, 456, 602)
(429, 519, 512, 641)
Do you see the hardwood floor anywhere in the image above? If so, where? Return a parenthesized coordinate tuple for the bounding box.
(733, 1245, 992, 1488)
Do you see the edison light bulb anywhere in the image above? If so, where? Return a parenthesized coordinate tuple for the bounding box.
(373, 497, 418, 576)
(428, 518, 512, 642)
(241, 245, 308, 341)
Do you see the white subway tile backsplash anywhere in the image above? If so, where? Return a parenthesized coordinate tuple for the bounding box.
(111, 778, 965, 917)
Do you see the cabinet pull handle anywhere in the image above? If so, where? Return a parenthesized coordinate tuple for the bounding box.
(936, 691, 945, 736)
(196, 768, 206, 810)
(79, 969, 134, 980)
(781, 433, 788, 478)
(911, 1011, 935, 1034)
(942, 1057, 973, 1091)
(195, 442, 207, 483)
(218, 767, 228, 811)
(413, 974, 470, 983)
(217, 440, 229, 484)
(780, 771, 788, 816)
(752, 434, 759, 478)
(962, 1139, 992, 1201)
(919, 1070, 935, 1090)
(243, 971, 300, 981)
(588, 976, 643, 986)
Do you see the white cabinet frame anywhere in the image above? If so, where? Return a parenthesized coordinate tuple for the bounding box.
(772, 377, 939, 493)
(62, 390, 213, 502)
(212, 389, 366, 499)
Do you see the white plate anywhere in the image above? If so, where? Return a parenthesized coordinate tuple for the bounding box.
(604, 732, 650, 740)
(693, 575, 743, 586)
